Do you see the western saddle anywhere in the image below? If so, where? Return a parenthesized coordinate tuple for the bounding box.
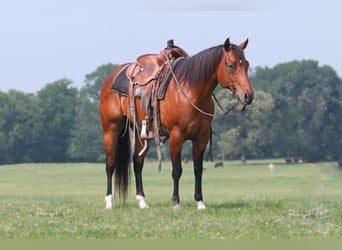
(126, 40, 189, 170)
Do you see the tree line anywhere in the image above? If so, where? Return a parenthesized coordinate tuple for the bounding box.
(0, 60, 341, 164)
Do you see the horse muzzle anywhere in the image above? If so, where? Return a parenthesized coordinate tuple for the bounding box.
(237, 90, 254, 106)
(244, 92, 253, 105)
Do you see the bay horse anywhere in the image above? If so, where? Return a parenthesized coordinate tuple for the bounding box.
(100, 38, 254, 210)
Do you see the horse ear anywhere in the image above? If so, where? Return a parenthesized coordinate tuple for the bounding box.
(239, 39, 249, 50)
(224, 38, 230, 51)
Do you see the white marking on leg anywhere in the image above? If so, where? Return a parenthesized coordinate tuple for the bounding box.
(136, 195, 149, 209)
(173, 204, 181, 210)
(196, 201, 206, 210)
(105, 195, 113, 209)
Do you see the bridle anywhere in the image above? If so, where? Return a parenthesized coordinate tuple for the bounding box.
(223, 47, 242, 96)
(211, 93, 242, 115)
(167, 47, 246, 117)
(214, 48, 248, 114)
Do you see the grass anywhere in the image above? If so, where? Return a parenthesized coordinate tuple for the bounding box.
(0, 160, 342, 239)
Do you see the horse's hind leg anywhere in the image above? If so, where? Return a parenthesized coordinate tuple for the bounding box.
(133, 136, 149, 209)
(105, 161, 114, 209)
(103, 116, 129, 209)
(104, 131, 119, 209)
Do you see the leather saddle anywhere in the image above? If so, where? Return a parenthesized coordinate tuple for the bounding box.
(126, 40, 189, 172)
(127, 39, 189, 87)
(127, 40, 188, 115)
(126, 53, 166, 86)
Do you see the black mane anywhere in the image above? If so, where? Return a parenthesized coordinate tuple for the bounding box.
(174, 45, 224, 86)
(229, 44, 246, 62)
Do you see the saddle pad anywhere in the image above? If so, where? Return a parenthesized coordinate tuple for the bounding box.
(157, 58, 182, 99)
(111, 64, 130, 96)
(111, 58, 182, 99)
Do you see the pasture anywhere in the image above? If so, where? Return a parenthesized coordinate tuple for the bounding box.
(0, 160, 342, 239)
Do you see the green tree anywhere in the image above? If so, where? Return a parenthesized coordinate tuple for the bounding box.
(67, 88, 104, 162)
(83, 63, 117, 101)
(216, 90, 275, 162)
(37, 79, 78, 162)
(0, 90, 41, 163)
(68, 63, 117, 162)
(251, 60, 342, 161)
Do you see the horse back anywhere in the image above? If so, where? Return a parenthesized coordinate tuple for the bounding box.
(100, 64, 131, 130)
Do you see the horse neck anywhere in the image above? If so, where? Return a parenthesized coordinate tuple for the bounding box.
(178, 46, 222, 98)
(194, 75, 219, 97)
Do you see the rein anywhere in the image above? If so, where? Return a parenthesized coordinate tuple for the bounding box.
(211, 93, 241, 115)
(166, 54, 242, 117)
(166, 55, 215, 117)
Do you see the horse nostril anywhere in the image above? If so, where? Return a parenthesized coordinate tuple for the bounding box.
(244, 92, 252, 104)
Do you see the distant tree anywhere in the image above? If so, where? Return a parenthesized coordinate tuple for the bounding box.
(251, 60, 342, 161)
(37, 79, 78, 162)
(216, 90, 275, 162)
(83, 63, 117, 101)
(2, 60, 340, 164)
(0, 90, 41, 163)
(68, 63, 117, 162)
(67, 88, 104, 162)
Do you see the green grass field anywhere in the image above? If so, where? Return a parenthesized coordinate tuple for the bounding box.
(0, 160, 342, 239)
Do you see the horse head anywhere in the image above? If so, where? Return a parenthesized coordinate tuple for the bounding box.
(217, 38, 254, 106)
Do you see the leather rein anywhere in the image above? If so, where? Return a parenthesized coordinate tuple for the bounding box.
(166, 54, 244, 117)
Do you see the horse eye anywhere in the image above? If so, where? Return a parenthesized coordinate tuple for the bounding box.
(227, 63, 235, 71)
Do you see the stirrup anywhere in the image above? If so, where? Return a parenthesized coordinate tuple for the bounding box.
(141, 120, 154, 139)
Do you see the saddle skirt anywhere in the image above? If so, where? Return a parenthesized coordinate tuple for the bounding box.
(111, 56, 182, 100)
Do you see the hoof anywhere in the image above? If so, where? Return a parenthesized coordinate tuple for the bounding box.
(105, 195, 113, 209)
(136, 195, 149, 209)
(196, 201, 206, 210)
(173, 204, 181, 210)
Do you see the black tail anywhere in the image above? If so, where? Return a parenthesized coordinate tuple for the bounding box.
(114, 126, 131, 201)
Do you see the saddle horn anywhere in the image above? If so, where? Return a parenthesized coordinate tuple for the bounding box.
(167, 39, 175, 48)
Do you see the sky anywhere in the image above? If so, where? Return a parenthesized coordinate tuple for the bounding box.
(0, 0, 341, 93)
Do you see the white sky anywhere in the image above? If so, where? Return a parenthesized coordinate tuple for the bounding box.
(0, 0, 341, 93)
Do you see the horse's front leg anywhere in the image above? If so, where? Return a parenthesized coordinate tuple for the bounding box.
(192, 133, 210, 210)
(193, 154, 206, 210)
(169, 135, 183, 208)
(133, 138, 149, 209)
